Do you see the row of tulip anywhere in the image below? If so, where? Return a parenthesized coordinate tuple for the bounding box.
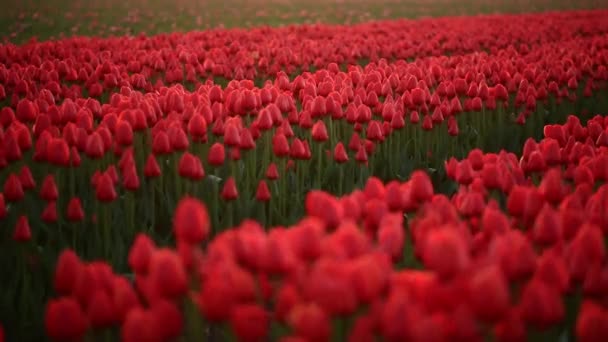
(2, 10, 608, 340)
(5, 0, 603, 44)
(36, 113, 608, 342)
(1, 10, 608, 101)
(2, 24, 608, 340)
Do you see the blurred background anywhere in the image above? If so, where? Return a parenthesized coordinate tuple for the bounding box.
(1, 0, 606, 44)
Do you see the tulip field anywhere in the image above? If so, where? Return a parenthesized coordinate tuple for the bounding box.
(2, 0, 608, 341)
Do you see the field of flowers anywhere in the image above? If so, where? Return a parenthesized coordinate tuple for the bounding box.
(2, 0, 608, 341)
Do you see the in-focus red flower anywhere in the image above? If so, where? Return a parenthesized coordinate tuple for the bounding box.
(266, 163, 279, 180)
(95, 172, 117, 202)
(208, 142, 226, 166)
(173, 197, 210, 244)
(256, 180, 271, 202)
(221, 177, 239, 201)
(67, 197, 85, 222)
(18, 166, 36, 190)
(45, 297, 88, 341)
(332, 142, 348, 163)
(13, 215, 31, 242)
(122, 166, 140, 191)
(272, 132, 290, 157)
(144, 154, 161, 178)
(312, 120, 329, 142)
(178, 152, 205, 180)
(3, 174, 24, 202)
(115, 120, 134, 146)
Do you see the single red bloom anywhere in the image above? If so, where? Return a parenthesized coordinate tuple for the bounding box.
(173, 197, 210, 244)
(54, 249, 83, 295)
(208, 142, 226, 166)
(576, 301, 608, 342)
(151, 299, 183, 340)
(266, 163, 279, 180)
(13, 215, 31, 242)
(423, 227, 470, 279)
(467, 265, 510, 323)
(311, 120, 329, 142)
(115, 119, 134, 146)
(221, 177, 239, 201)
(288, 303, 331, 342)
(144, 154, 161, 178)
(18, 166, 36, 190)
(67, 197, 85, 222)
(3, 173, 24, 202)
(121, 308, 161, 342)
(95, 172, 117, 203)
(256, 180, 271, 202)
(45, 297, 88, 341)
(87, 290, 117, 328)
(230, 304, 269, 342)
(148, 249, 188, 299)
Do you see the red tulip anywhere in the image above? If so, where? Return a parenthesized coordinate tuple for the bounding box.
(272, 132, 290, 157)
(221, 177, 239, 201)
(230, 304, 269, 342)
(87, 290, 117, 328)
(409, 170, 434, 202)
(144, 155, 161, 178)
(96, 172, 117, 202)
(42, 201, 58, 223)
(151, 299, 183, 340)
(312, 120, 329, 142)
(54, 249, 83, 295)
(576, 301, 608, 342)
(208, 142, 226, 166)
(13, 215, 31, 242)
(519, 279, 565, 329)
(173, 197, 210, 244)
(178, 152, 204, 180)
(121, 308, 160, 342)
(287, 303, 331, 342)
(123, 166, 140, 191)
(149, 249, 188, 299)
(85, 132, 105, 159)
(423, 227, 470, 279)
(266, 163, 279, 180)
(45, 297, 88, 341)
(3, 174, 24, 202)
(256, 180, 271, 202)
(115, 120, 134, 146)
(152, 131, 172, 155)
(18, 166, 36, 190)
(468, 265, 510, 322)
(67, 197, 85, 222)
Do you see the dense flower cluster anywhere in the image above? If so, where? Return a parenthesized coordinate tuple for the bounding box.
(42, 114, 608, 342)
(1, 8, 608, 341)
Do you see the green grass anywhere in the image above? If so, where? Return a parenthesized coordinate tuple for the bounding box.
(0, 0, 606, 44)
